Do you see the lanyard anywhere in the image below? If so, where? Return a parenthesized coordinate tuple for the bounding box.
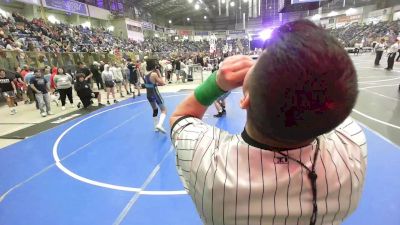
(276, 138, 320, 225)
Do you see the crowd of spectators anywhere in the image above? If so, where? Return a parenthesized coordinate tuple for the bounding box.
(3, 10, 400, 117)
(0, 12, 249, 55)
(0, 48, 228, 117)
(329, 20, 400, 47)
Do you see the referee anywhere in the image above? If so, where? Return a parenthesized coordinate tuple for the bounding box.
(170, 20, 366, 225)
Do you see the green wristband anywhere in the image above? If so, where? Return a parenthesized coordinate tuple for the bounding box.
(194, 71, 226, 106)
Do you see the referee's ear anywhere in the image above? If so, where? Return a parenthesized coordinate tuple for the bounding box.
(240, 91, 250, 110)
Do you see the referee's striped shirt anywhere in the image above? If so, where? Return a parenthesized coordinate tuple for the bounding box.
(171, 116, 367, 225)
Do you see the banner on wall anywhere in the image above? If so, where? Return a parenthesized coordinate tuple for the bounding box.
(142, 21, 154, 30)
(16, 0, 40, 5)
(366, 7, 391, 23)
(394, 11, 400, 21)
(155, 25, 164, 33)
(165, 28, 176, 34)
(368, 7, 391, 18)
(194, 31, 209, 36)
(336, 14, 362, 27)
(228, 30, 246, 35)
(87, 5, 111, 20)
(291, 0, 319, 3)
(125, 19, 144, 42)
(211, 30, 227, 36)
(336, 15, 361, 23)
(178, 30, 193, 36)
(42, 0, 88, 16)
(320, 18, 335, 29)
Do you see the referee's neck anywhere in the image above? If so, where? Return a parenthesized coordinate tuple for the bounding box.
(244, 123, 314, 150)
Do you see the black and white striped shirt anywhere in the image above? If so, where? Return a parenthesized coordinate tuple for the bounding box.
(171, 116, 367, 225)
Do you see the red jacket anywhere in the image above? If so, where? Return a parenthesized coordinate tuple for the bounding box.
(50, 67, 58, 89)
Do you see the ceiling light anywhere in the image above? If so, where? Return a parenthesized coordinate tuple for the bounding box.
(230, 1, 235, 7)
(188, 0, 193, 3)
(195, 4, 200, 10)
(259, 28, 274, 41)
(221, 0, 226, 4)
(204, 15, 207, 19)
(169, 20, 172, 24)
(187, 17, 190, 21)
(243, 0, 248, 2)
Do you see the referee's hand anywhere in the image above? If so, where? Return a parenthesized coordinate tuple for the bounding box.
(216, 55, 254, 91)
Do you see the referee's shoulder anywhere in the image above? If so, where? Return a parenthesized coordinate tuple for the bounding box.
(329, 117, 367, 150)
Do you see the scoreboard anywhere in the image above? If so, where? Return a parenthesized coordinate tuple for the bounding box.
(279, 0, 331, 12)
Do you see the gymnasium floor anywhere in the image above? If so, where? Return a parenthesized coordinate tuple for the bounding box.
(1, 54, 400, 225)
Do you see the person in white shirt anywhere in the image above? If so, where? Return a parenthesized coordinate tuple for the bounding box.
(354, 42, 361, 55)
(141, 57, 148, 75)
(178, 61, 188, 83)
(110, 62, 125, 98)
(165, 61, 173, 83)
(385, 37, 400, 71)
(170, 20, 366, 225)
(101, 64, 118, 104)
(374, 39, 386, 66)
(54, 67, 74, 110)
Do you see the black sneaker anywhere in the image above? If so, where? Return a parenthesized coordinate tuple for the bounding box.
(214, 112, 223, 118)
(114, 100, 118, 103)
(98, 103, 105, 107)
(138, 93, 141, 96)
(222, 109, 226, 115)
(77, 102, 81, 108)
(107, 101, 110, 105)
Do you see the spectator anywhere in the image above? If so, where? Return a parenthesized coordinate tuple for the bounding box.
(50, 67, 58, 91)
(0, 68, 17, 115)
(99, 61, 105, 72)
(121, 61, 131, 96)
(90, 61, 103, 90)
(386, 37, 400, 71)
(14, 66, 29, 104)
(54, 67, 74, 110)
(74, 73, 104, 108)
(24, 68, 37, 106)
(127, 58, 141, 98)
(173, 57, 182, 82)
(77, 62, 93, 86)
(30, 69, 53, 117)
(20, 65, 30, 78)
(43, 66, 51, 86)
(374, 39, 386, 66)
(101, 64, 117, 104)
(110, 62, 125, 98)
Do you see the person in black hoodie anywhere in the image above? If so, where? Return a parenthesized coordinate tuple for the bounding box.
(90, 61, 103, 90)
(74, 73, 104, 108)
